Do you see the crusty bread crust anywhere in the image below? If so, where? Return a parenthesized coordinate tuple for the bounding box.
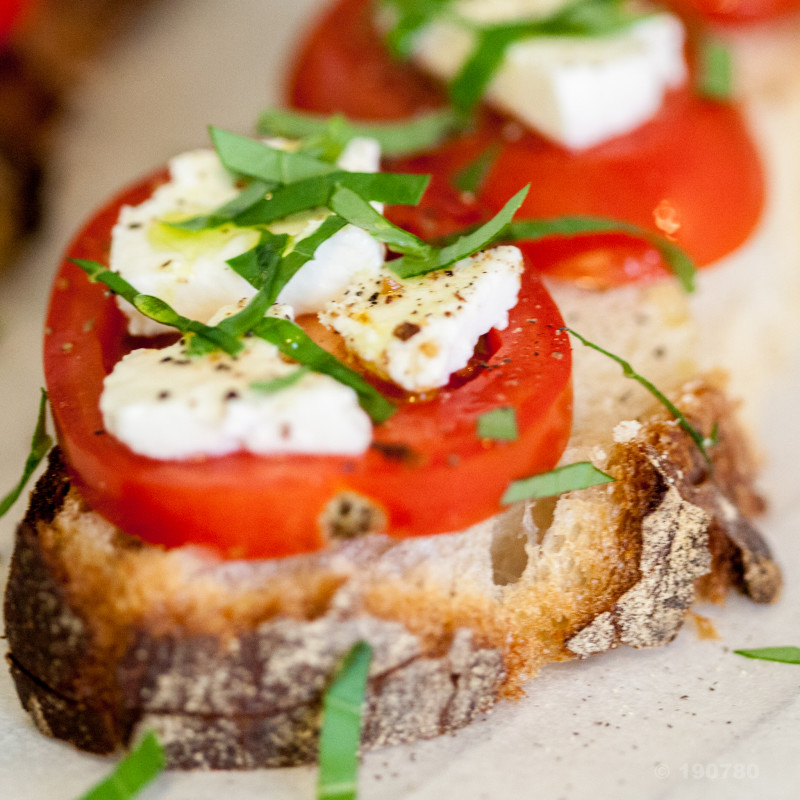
(3, 378, 780, 769)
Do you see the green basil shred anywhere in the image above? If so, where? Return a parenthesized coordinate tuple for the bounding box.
(734, 647, 800, 665)
(695, 35, 733, 101)
(452, 142, 501, 195)
(317, 642, 374, 800)
(76, 731, 165, 800)
(0, 389, 52, 519)
(251, 366, 311, 394)
(69, 258, 244, 357)
(254, 318, 396, 424)
(565, 327, 715, 464)
(502, 461, 614, 504)
(477, 407, 519, 441)
(329, 184, 432, 258)
(500, 216, 696, 293)
(390, 184, 529, 278)
(258, 107, 462, 156)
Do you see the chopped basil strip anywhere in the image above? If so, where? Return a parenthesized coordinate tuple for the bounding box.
(210, 126, 339, 184)
(449, 27, 515, 115)
(235, 171, 429, 229)
(0, 389, 52, 519)
(254, 317, 396, 424)
(696, 35, 733, 101)
(502, 461, 614, 504)
(258, 107, 462, 156)
(133, 295, 243, 356)
(317, 642, 373, 800)
(77, 731, 165, 800)
(70, 259, 243, 357)
(477, 406, 518, 441)
(390, 184, 528, 278)
(212, 216, 347, 342)
(382, 0, 453, 58)
(225, 231, 290, 289)
(452, 143, 501, 195)
(251, 366, 311, 394)
(269, 214, 349, 303)
(501, 216, 696, 293)
(565, 327, 714, 464)
(734, 647, 800, 665)
(330, 184, 432, 258)
(166, 179, 272, 232)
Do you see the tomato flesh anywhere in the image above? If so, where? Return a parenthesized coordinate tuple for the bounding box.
(0, 0, 30, 41)
(288, 0, 765, 288)
(45, 173, 573, 559)
(669, 0, 800, 22)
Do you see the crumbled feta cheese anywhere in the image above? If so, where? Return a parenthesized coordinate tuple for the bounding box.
(110, 139, 383, 336)
(321, 246, 524, 393)
(100, 309, 372, 460)
(409, 12, 687, 150)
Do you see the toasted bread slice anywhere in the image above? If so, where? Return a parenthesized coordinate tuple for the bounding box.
(4, 276, 780, 768)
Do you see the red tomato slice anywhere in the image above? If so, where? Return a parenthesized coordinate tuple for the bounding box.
(288, 0, 765, 289)
(0, 0, 30, 41)
(669, 0, 800, 22)
(44, 172, 573, 560)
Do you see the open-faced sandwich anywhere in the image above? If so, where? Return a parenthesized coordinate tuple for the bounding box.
(1, 0, 791, 777)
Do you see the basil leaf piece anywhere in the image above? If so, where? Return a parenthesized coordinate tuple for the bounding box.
(235, 171, 430, 228)
(477, 407, 518, 441)
(452, 142, 501, 195)
(502, 461, 614, 504)
(210, 126, 339, 184)
(382, 0, 454, 58)
(258, 108, 462, 157)
(254, 318, 396, 424)
(330, 185, 432, 257)
(0, 389, 52, 519)
(317, 642, 373, 800)
(70, 259, 243, 357)
(565, 327, 713, 464)
(215, 216, 347, 343)
(166, 179, 272, 232)
(696, 35, 733, 101)
(449, 27, 513, 114)
(271, 214, 349, 304)
(77, 731, 165, 800)
(734, 647, 800, 665)
(500, 216, 696, 293)
(251, 367, 311, 394)
(390, 184, 528, 278)
(226, 231, 290, 289)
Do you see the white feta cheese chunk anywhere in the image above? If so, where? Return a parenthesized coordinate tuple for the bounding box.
(321, 246, 523, 393)
(410, 12, 687, 150)
(100, 316, 372, 460)
(111, 140, 383, 336)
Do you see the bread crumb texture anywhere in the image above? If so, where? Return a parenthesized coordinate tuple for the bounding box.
(3, 379, 780, 768)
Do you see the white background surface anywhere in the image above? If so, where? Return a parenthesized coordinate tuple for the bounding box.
(1, 2, 799, 798)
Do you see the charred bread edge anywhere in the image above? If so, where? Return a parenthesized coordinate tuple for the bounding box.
(3, 382, 781, 769)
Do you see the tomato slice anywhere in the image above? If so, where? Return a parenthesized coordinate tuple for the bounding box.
(0, 0, 30, 41)
(669, 0, 800, 22)
(288, 0, 765, 288)
(44, 172, 573, 560)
